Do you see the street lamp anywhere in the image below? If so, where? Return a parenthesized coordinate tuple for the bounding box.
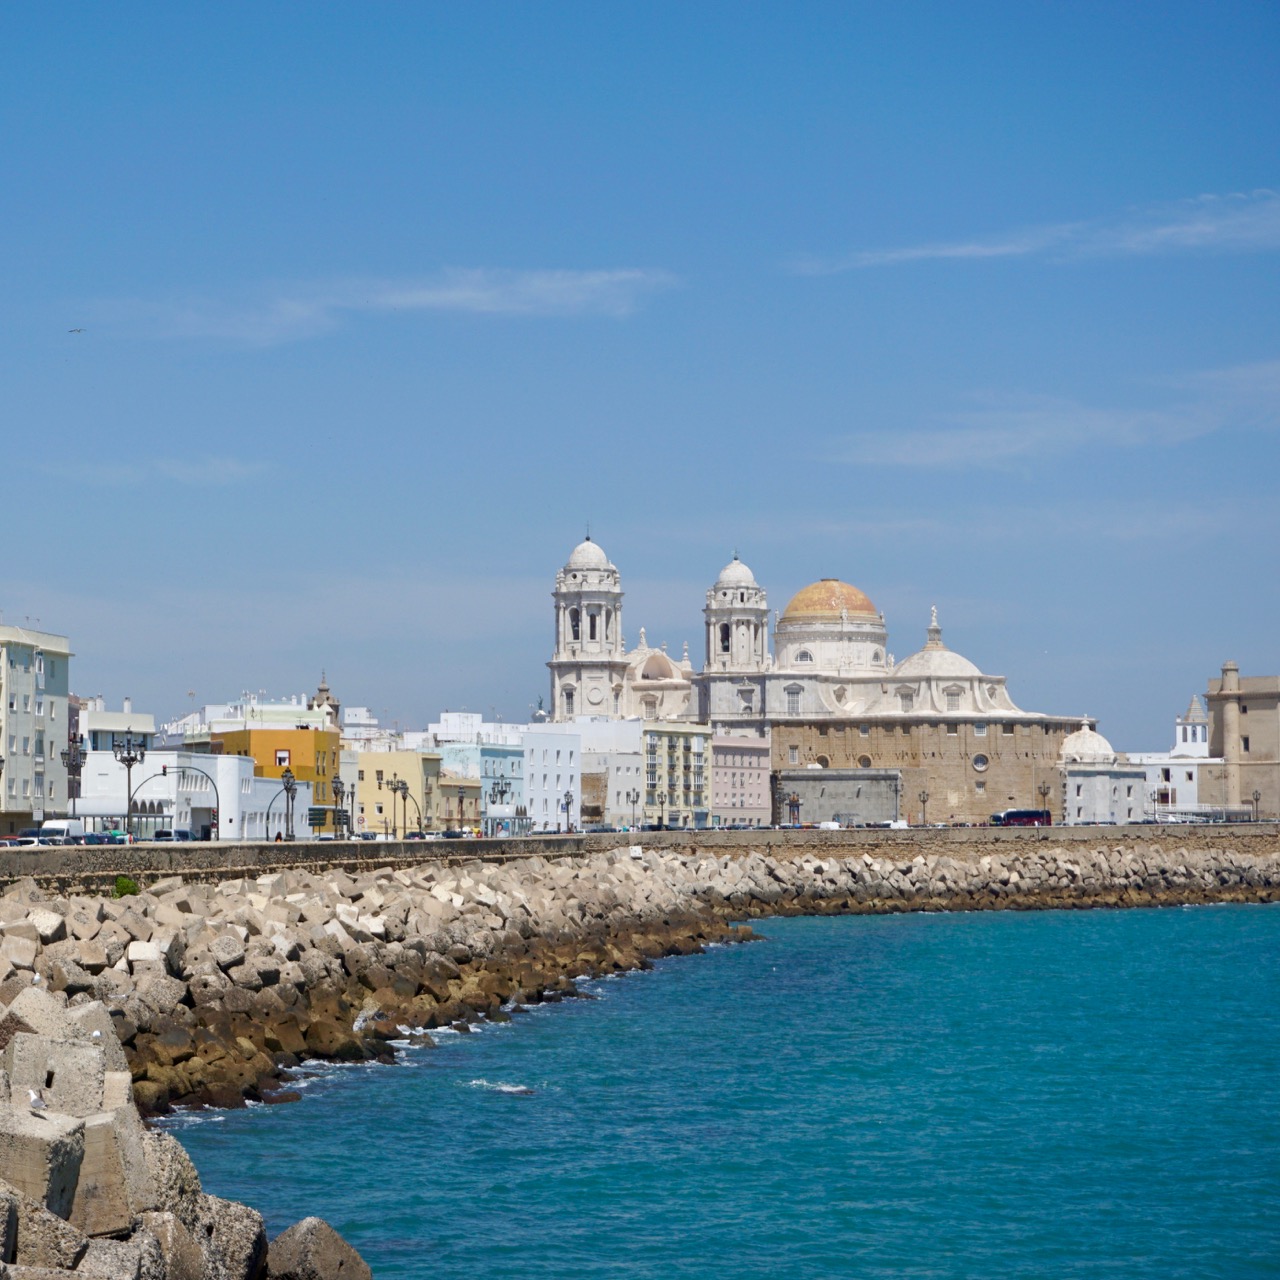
(918, 789, 930, 825)
(60, 733, 88, 819)
(563, 789, 574, 834)
(377, 771, 403, 837)
(1254, 789, 1262, 822)
(112, 728, 146, 842)
(458, 785, 467, 833)
(331, 776, 347, 837)
(1038, 781, 1052, 819)
(626, 787, 639, 829)
(281, 768, 297, 841)
(488, 776, 511, 837)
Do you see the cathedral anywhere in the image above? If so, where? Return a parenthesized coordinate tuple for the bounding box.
(547, 536, 1084, 824)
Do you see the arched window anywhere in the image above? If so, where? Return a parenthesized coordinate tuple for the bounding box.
(564, 688, 575, 717)
(719, 623, 730, 653)
(796, 650, 814, 664)
(569, 608, 581, 641)
(589, 612, 598, 641)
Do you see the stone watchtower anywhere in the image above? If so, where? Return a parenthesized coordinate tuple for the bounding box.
(548, 537, 628, 721)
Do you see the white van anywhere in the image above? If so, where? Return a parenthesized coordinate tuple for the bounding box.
(41, 819, 85, 841)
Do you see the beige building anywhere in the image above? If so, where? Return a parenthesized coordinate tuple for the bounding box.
(438, 770, 482, 832)
(642, 721, 709, 828)
(768, 610, 1079, 825)
(353, 749, 441, 835)
(0, 625, 73, 835)
(1204, 662, 1280, 820)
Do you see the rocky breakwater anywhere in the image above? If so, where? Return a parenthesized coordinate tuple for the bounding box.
(0, 839, 1276, 1121)
(0, 981, 371, 1280)
(0, 853, 744, 1117)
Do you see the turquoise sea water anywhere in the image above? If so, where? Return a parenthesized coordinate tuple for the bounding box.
(171, 905, 1280, 1279)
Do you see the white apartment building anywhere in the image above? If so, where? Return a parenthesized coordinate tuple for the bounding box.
(0, 624, 72, 835)
(522, 724, 582, 833)
(79, 747, 313, 840)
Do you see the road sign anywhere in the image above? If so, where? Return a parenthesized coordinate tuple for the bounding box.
(357, 815, 365, 827)
(307, 807, 327, 826)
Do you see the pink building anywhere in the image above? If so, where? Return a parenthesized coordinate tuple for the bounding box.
(711, 732, 771, 827)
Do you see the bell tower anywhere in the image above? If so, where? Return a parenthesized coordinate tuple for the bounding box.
(548, 537, 628, 721)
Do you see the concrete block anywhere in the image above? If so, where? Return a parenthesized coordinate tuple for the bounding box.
(139, 1211, 205, 1280)
(10, 1186, 89, 1271)
(4, 991, 71, 1041)
(0, 1180, 17, 1264)
(4, 1035, 105, 1118)
(1, 939, 38, 972)
(209, 935, 245, 971)
(126, 941, 162, 971)
(267, 1216, 371, 1280)
(25, 914, 65, 947)
(0, 1110, 85, 1218)
(189, 1194, 267, 1280)
(66, 1112, 134, 1238)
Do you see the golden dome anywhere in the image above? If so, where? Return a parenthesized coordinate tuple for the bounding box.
(781, 579, 878, 621)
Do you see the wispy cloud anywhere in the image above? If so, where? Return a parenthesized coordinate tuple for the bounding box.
(95, 268, 680, 345)
(832, 357, 1280, 469)
(793, 189, 1280, 275)
(50, 457, 267, 486)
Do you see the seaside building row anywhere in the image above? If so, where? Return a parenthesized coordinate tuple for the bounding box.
(2, 551, 1277, 836)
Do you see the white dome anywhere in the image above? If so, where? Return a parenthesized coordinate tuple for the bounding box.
(716, 555, 757, 589)
(565, 537, 610, 571)
(1060, 721, 1117, 764)
(894, 647, 981, 679)
(893, 608, 980, 678)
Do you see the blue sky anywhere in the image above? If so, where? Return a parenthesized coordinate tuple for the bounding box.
(3, 4, 1277, 746)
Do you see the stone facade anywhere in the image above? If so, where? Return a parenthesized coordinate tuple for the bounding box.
(1204, 662, 1280, 820)
(774, 767, 901, 826)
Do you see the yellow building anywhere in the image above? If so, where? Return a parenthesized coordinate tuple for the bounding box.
(214, 727, 340, 807)
(439, 770, 482, 832)
(353, 750, 441, 836)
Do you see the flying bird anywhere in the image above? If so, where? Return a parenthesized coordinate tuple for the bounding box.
(68, 328, 84, 333)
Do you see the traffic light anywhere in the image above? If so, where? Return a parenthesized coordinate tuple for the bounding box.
(161, 765, 167, 776)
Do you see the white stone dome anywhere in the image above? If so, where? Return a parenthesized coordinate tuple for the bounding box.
(893, 608, 980, 678)
(1060, 721, 1117, 764)
(716, 554, 757, 589)
(565, 537, 610, 571)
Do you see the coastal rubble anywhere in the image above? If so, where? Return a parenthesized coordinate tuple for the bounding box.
(0, 975, 369, 1278)
(0, 839, 1277, 1122)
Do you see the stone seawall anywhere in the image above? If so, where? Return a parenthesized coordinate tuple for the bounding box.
(6, 824, 1279, 894)
(0, 832, 1275, 1128)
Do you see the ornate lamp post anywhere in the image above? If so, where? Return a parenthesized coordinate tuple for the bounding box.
(1037, 781, 1052, 819)
(331, 776, 347, 837)
(563, 788, 574, 834)
(60, 733, 88, 819)
(112, 728, 146, 842)
(918, 789, 930, 825)
(281, 768, 297, 841)
(377, 771, 402, 837)
(626, 787, 639, 829)
(1254, 789, 1262, 822)
(458, 785, 467, 833)
(488, 776, 511, 836)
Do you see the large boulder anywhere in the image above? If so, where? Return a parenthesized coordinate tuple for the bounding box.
(187, 1193, 267, 1280)
(267, 1216, 371, 1280)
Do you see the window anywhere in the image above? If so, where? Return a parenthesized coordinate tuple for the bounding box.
(788, 745, 799, 764)
(786, 688, 801, 715)
(972, 754, 988, 772)
(357, 769, 364, 781)
(859, 724, 869, 737)
(796, 650, 813, 664)
(1242, 736, 1250, 753)
(1003, 723, 1014, 736)
(1186, 771, 1193, 782)
(1241, 704, 1248, 714)
(975, 780, 985, 793)
(946, 724, 958, 736)
(564, 689, 575, 717)
(899, 693, 913, 713)
(1076, 784, 1082, 797)
(589, 613, 598, 641)
(946, 692, 960, 711)
(974, 722, 987, 736)
(719, 624, 730, 654)
(569, 608, 580, 641)
(858, 755, 871, 769)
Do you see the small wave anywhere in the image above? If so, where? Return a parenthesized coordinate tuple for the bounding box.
(467, 1078, 536, 1096)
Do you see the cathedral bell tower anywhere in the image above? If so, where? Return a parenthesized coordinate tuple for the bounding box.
(548, 537, 628, 721)
(696, 553, 770, 726)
